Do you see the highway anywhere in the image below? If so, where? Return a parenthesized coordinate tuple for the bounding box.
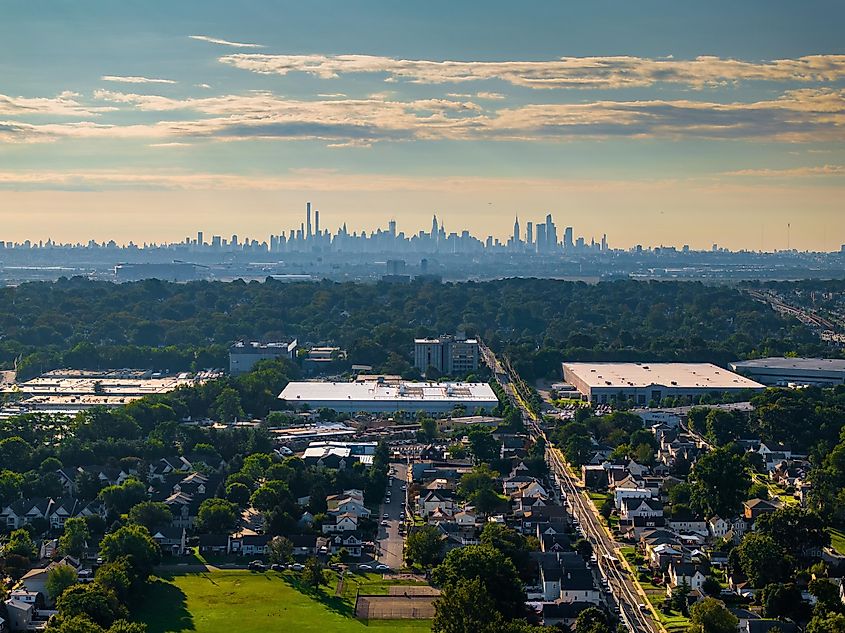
(480, 341, 659, 633)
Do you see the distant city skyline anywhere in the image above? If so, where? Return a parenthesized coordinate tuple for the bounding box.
(1, 1, 843, 249)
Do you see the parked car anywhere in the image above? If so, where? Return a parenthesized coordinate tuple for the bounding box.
(375, 564, 390, 571)
(290, 563, 304, 571)
(358, 563, 373, 571)
(248, 560, 266, 571)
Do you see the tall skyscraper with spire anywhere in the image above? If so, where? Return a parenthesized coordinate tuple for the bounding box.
(513, 215, 520, 245)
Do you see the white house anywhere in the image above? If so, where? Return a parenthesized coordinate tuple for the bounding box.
(614, 487, 652, 510)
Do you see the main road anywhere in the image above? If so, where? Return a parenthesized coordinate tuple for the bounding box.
(479, 342, 659, 633)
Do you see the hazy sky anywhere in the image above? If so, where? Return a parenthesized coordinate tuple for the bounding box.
(1, 1, 844, 250)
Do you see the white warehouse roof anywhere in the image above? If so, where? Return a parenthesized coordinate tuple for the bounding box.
(562, 362, 763, 391)
(279, 381, 498, 413)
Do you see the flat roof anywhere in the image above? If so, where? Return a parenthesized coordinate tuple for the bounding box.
(730, 357, 845, 372)
(279, 381, 497, 403)
(562, 362, 763, 390)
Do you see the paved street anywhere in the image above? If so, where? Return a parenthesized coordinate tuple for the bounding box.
(376, 462, 408, 570)
(480, 341, 658, 633)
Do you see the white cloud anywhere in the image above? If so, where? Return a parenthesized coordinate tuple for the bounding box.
(189, 35, 263, 48)
(0, 92, 116, 117)
(476, 92, 506, 100)
(101, 76, 177, 84)
(217, 52, 845, 89)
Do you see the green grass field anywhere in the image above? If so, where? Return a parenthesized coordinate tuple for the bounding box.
(134, 570, 432, 633)
(829, 528, 845, 556)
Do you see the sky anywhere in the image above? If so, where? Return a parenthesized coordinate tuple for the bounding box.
(1, 0, 844, 250)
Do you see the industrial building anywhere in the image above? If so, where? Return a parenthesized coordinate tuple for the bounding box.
(229, 340, 298, 374)
(729, 357, 845, 386)
(278, 380, 498, 413)
(562, 362, 764, 405)
(414, 333, 479, 376)
(0, 368, 220, 416)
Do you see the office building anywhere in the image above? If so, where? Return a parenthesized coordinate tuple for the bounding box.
(279, 380, 498, 413)
(729, 357, 845, 386)
(229, 340, 298, 374)
(562, 362, 764, 405)
(414, 333, 479, 375)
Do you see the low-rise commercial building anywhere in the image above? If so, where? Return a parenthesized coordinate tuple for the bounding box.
(562, 362, 764, 405)
(279, 380, 498, 413)
(229, 340, 298, 374)
(729, 357, 845, 386)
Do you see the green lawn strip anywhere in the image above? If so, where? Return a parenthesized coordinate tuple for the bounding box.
(641, 582, 690, 633)
(829, 528, 845, 556)
(134, 569, 432, 633)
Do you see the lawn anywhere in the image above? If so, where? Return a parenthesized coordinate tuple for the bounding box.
(830, 528, 845, 556)
(134, 570, 432, 633)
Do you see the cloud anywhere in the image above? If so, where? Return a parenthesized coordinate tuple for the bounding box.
(0, 92, 115, 117)
(723, 165, 845, 177)
(218, 52, 845, 89)
(4, 86, 843, 146)
(476, 92, 506, 100)
(101, 76, 177, 84)
(195, 84, 212, 89)
(189, 35, 263, 48)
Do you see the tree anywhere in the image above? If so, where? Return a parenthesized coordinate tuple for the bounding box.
(127, 501, 172, 531)
(761, 583, 807, 621)
(689, 447, 750, 518)
(268, 536, 293, 565)
(734, 533, 789, 588)
(431, 544, 526, 620)
(467, 427, 499, 464)
(0, 436, 32, 472)
(0, 469, 24, 506)
(701, 576, 722, 597)
(480, 523, 535, 583)
(99, 479, 147, 516)
(807, 613, 845, 633)
(420, 417, 438, 443)
(99, 524, 161, 581)
(688, 598, 739, 633)
(574, 538, 594, 560)
(809, 578, 842, 614)
(301, 556, 328, 589)
(575, 607, 611, 633)
(196, 498, 239, 533)
(56, 584, 127, 628)
(214, 387, 245, 423)
(95, 558, 135, 602)
(225, 482, 252, 506)
(755, 506, 829, 562)
(60, 517, 91, 558)
(404, 525, 445, 569)
(46, 564, 78, 600)
(433, 577, 504, 633)
(5, 528, 37, 559)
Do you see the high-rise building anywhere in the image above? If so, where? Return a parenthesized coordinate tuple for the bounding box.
(513, 216, 520, 245)
(315, 209, 320, 235)
(564, 227, 574, 251)
(526, 222, 533, 246)
(197, 231, 204, 246)
(545, 213, 557, 250)
(600, 234, 607, 251)
(306, 202, 312, 239)
(535, 224, 546, 252)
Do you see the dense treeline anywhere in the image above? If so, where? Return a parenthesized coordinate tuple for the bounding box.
(0, 277, 828, 380)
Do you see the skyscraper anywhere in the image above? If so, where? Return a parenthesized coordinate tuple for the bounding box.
(197, 231, 203, 246)
(564, 226, 574, 251)
(315, 209, 320, 236)
(513, 216, 520, 245)
(526, 221, 533, 246)
(431, 215, 438, 238)
(306, 201, 312, 239)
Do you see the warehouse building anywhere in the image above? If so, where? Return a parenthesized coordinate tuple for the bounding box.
(279, 380, 498, 413)
(729, 357, 845, 387)
(562, 362, 764, 405)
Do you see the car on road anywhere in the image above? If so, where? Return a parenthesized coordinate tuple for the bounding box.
(380, 520, 389, 526)
(638, 603, 649, 612)
(270, 563, 285, 571)
(375, 564, 390, 571)
(383, 513, 390, 519)
(358, 563, 373, 571)
(290, 563, 304, 571)
(248, 560, 266, 571)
